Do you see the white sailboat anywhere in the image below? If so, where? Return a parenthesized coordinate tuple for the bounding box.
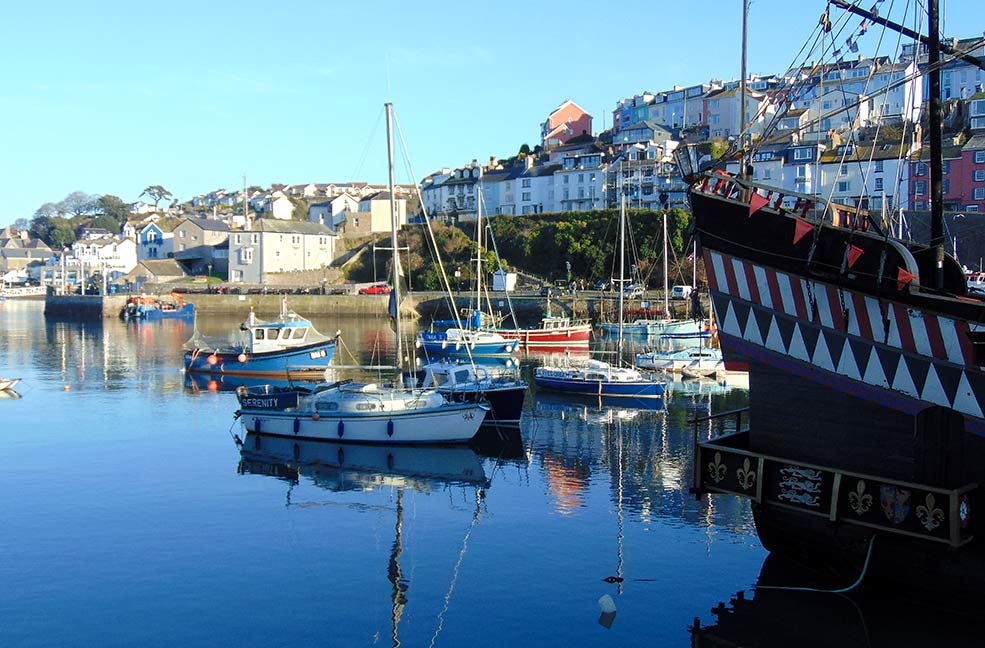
(237, 104, 490, 444)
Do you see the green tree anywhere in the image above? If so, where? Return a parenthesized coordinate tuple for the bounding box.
(140, 185, 173, 209)
(59, 191, 100, 217)
(97, 195, 131, 228)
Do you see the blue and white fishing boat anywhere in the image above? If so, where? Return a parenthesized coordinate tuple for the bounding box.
(183, 298, 337, 378)
(121, 293, 195, 321)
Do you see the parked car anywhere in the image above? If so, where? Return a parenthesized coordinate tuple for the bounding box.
(593, 279, 611, 292)
(670, 285, 694, 300)
(358, 284, 392, 295)
(623, 284, 645, 299)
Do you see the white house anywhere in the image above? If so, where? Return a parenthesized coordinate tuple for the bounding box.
(227, 219, 336, 284)
(309, 193, 359, 233)
(69, 236, 138, 283)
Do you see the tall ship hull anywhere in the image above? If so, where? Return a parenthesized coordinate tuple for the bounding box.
(688, 165, 985, 591)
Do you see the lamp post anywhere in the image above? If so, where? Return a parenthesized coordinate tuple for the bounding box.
(207, 263, 212, 292)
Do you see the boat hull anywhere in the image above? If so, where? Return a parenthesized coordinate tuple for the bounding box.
(534, 375, 664, 398)
(239, 402, 487, 444)
(492, 323, 592, 349)
(184, 341, 335, 377)
(439, 384, 526, 426)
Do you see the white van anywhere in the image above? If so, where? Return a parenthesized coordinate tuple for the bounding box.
(670, 285, 693, 300)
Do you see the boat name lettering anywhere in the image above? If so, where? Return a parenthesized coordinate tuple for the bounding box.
(242, 397, 279, 408)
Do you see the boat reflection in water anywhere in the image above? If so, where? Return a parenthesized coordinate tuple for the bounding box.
(184, 371, 318, 395)
(690, 553, 985, 647)
(237, 433, 492, 646)
(532, 390, 665, 423)
(238, 433, 490, 491)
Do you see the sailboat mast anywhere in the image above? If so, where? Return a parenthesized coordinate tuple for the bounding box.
(928, 0, 945, 290)
(663, 213, 669, 317)
(476, 167, 483, 323)
(385, 102, 403, 365)
(618, 195, 626, 357)
(740, 0, 749, 177)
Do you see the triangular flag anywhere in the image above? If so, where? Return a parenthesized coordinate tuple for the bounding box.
(846, 244, 864, 268)
(896, 267, 916, 291)
(793, 217, 813, 244)
(749, 191, 770, 217)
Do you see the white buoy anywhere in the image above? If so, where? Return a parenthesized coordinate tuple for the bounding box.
(598, 594, 616, 614)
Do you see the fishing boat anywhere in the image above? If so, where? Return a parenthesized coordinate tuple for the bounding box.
(414, 358, 527, 426)
(535, 197, 665, 400)
(0, 377, 21, 391)
(183, 297, 337, 378)
(688, 0, 985, 595)
(488, 313, 593, 350)
(236, 103, 490, 445)
(120, 293, 195, 321)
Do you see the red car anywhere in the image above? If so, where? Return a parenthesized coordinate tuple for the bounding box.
(358, 284, 392, 295)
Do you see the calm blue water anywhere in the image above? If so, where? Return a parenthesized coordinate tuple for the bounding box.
(0, 300, 765, 647)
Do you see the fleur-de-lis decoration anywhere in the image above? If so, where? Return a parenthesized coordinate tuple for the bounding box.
(708, 452, 727, 484)
(849, 479, 873, 515)
(916, 493, 945, 531)
(736, 458, 756, 491)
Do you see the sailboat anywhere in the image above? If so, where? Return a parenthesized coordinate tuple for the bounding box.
(236, 104, 490, 444)
(417, 176, 519, 358)
(688, 0, 985, 593)
(534, 196, 665, 399)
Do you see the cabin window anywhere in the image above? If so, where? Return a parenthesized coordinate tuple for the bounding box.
(454, 369, 470, 383)
(268, 329, 281, 340)
(255, 329, 265, 340)
(292, 328, 307, 339)
(355, 403, 377, 411)
(316, 401, 339, 412)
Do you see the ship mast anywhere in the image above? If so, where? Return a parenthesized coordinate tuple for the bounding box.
(829, 0, 985, 289)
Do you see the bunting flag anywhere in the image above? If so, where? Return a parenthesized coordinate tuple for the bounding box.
(849, 39, 859, 54)
(793, 217, 813, 244)
(846, 243, 864, 268)
(773, 193, 786, 210)
(896, 267, 916, 291)
(749, 191, 770, 217)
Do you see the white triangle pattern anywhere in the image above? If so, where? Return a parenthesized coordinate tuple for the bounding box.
(721, 293, 985, 420)
(891, 355, 919, 399)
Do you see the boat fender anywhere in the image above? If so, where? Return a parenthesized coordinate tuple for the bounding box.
(442, 341, 448, 349)
(255, 419, 262, 434)
(387, 419, 394, 437)
(337, 447, 345, 466)
(237, 353, 248, 363)
(293, 418, 300, 434)
(312, 413, 320, 421)
(207, 354, 219, 366)
(293, 443, 300, 461)
(337, 420, 344, 438)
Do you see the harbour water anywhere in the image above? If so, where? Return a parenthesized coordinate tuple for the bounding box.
(3, 299, 978, 646)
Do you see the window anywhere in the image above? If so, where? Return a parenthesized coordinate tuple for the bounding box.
(241, 248, 253, 264)
(915, 163, 927, 176)
(840, 166, 848, 176)
(975, 170, 985, 181)
(522, 179, 531, 188)
(837, 181, 850, 193)
(915, 180, 927, 195)
(794, 148, 811, 161)
(762, 169, 772, 180)
(179, 230, 186, 238)
(976, 151, 985, 164)
(874, 160, 884, 173)
(522, 192, 531, 201)
(562, 176, 569, 184)
(235, 234, 241, 244)
(975, 188, 985, 200)
(875, 178, 884, 191)
(967, 205, 980, 212)
(943, 160, 950, 174)
(943, 179, 950, 194)
(578, 173, 584, 183)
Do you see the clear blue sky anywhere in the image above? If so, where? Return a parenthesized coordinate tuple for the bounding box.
(1, 0, 980, 226)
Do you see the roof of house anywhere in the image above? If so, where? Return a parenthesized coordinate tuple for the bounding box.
(133, 259, 187, 277)
(251, 219, 335, 236)
(181, 217, 231, 232)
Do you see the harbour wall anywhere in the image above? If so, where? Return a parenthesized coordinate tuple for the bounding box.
(42, 291, 703, 323)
